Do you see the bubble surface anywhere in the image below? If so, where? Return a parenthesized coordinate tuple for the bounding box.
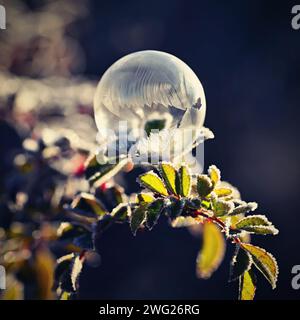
(94, 50, 206, 133)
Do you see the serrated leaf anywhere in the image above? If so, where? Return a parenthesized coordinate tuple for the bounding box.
(137, 193, 155, 204)
(159, 162, 178, 195)
(208, 165, 221, 186)
(239, 269, 257, 300)
(229, 246, 252, 282)
(212, 199, 234, 217)
(197, 175, 214, 197)
(241, 243, 278, 289)
(138, 171, 168, 196)
(239, 225, 279, 235)
(235, 215, 270, 227)
(214, 188, 232, 197)
(130, 205, 147, 235)
(165, 198, 185, 219)
(71, 255, 83, 291)
(235, 215, 278, 235)
(229, 202, 258, 216)
(171, 216, 203, 228)
(196, 222, 226, 279)
(178, 165, 191, 197)
(146, 199, 165, 230)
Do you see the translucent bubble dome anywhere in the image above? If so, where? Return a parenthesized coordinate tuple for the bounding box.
(94, 50, 206, 134)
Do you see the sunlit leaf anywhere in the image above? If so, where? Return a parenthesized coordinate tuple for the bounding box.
(111, 203, 130, 221)
(138, 171, 168, 196)
(196, 222, 226, 279)
(178, 165, 191, 197)
(241, 243, 278, 289)
(214, 188, 232, 197)
(229, 246, 252, 282)
(229, 202, 258, 216)
(146, 199, 165, 230)
(137, 193, 155, 204)
(171, 216, 203, 228)
(239, 269, 257, 300)
(159, 162, 178, 195)
(197, 175, 214, 198)
(235, 215, 278, 235)
(212, 198, 234, 217)
(208, 165, 221, 186)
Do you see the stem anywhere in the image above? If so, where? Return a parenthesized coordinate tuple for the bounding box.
(194, 208, 241, 244)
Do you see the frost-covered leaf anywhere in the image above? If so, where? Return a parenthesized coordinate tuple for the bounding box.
(208, 165, 221, 186)
(235, 215, 278, 235)
(71, 193, 106, 217)
(137, 193, 155, 204)
(229, 202, 258, 216)
(111, 203, 130, 221)
(71, 255, 83, 291)
(196, 222, 225, 279)
(229, 246, 252, 282)
(138, 171, 168, 196)
(178, 165, 191, 197)
(241, 243, 278, 289)
(239, 269, 257, 300)
(85, 154, 128, 186)
(214, 188, 232, 197)
(146, 199, 165, 230)
(165, 198, 185, 219)
(212, 198, 234, 217)
(159, 162, 178, 195)
(171, 216, 203, 228)
(197, 175, 214, 198)
(130, 205, 147, 235)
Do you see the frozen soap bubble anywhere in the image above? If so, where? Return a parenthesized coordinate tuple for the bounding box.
(94, 50, 206, 138)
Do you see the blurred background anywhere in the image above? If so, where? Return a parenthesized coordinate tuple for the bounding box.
(0, 0, 299, 299)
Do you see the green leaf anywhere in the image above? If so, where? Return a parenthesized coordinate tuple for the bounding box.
(229, 246, 252, 282)
(159, 162, 178, 195)
(208, 165, 221, 186)
(229, 202, 258, 216)
(196, 222, 226, 279)
(138, 171, 168, 196)
(171, 216, 203, 228)
(137, 193, 155, 204)
(165, 198, 185, 219)
(146, 199, 165, 230)
(130, 205, 147, 236)
(241, 243, 278, 289)
(214, 188, 232, 197)
(212, 198, 234, 217)
(235, 215, 278, 235)
(197, 175, 214, 197)
(178, 165, 191, 197)
(239, 269, 257, 300)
